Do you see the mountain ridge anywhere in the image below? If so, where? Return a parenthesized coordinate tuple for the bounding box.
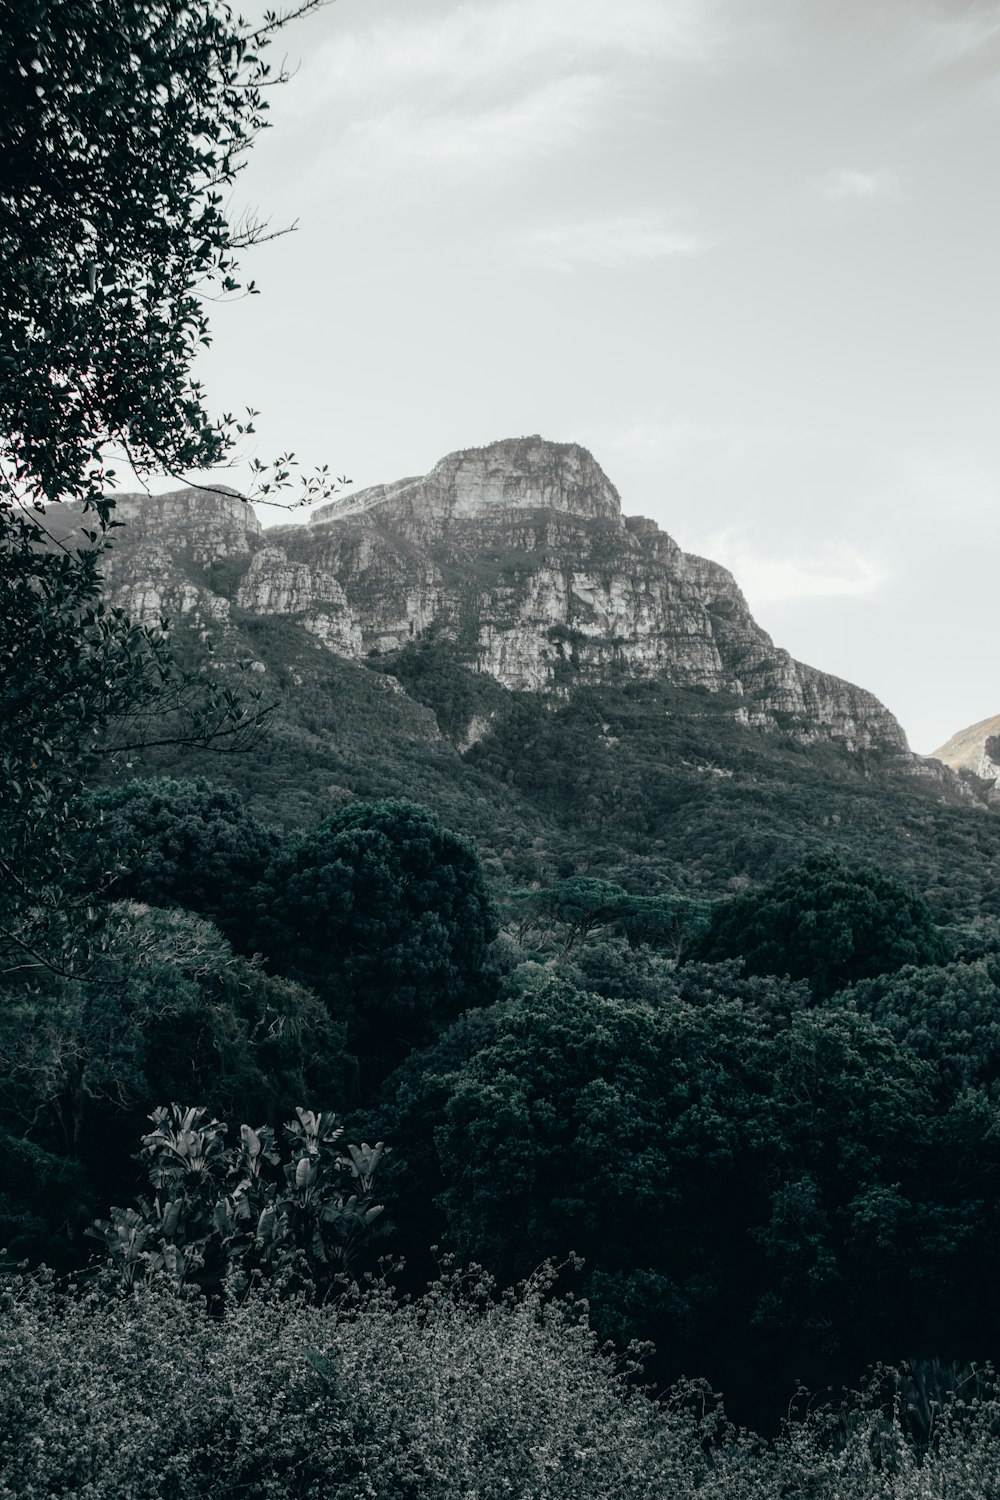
(98, 437, 909, 756)
(61, 438, 1000, 923)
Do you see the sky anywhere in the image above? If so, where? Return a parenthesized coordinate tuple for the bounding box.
(185, 0, 1000, 754)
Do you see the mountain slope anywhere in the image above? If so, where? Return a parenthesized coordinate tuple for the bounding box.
(68, 438, 1000, 924)
(96, 438, 906, 752)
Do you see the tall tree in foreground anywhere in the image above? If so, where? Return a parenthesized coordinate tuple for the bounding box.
(1, 0, 337, 512)
(0, 0, 338, 969)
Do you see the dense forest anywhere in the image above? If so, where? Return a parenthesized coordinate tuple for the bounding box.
(5, 3, 1000, 1496)
(7, 763, 1000, 1488)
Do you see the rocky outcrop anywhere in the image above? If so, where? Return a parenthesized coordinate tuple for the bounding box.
(100, 441, 910, 754)
(982, 737, 1000, 787)
(931, 715, 1000, 788)
(97, 487, 260, 627)
(234, 546, 362, 654)
(312, 437, 623, 537)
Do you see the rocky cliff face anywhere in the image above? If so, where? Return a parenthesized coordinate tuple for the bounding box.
(984, 739, 1000, 787)
(932, 715, 1000, 789)
(99, 438, 909, 754)
(97, 487, 259, 627)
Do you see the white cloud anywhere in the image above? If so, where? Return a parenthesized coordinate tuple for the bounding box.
(708, 540, 887, 604)
(821, 168, 905, 204)
(511, 213, 712, 272)
(276, 0, 731, 196)
(313, 0, 728, 103)
(903, 2, 1000, 74)
(335, 72, 604, 178)
(818, 166, 903, 202)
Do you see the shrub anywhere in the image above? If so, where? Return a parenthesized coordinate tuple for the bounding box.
(3, 1265, 1000, 1499)
(88, 1104, 386, 1301)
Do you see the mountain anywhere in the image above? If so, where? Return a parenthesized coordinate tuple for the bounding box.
(932, 714, 1000, 789)
(72, 437, 1000, 923)
(100, 437, 906, 754)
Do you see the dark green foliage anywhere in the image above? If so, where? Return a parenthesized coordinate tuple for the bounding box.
(89, 1104, 386, 1299)
(612, 892, 714, 957)
(0, 1129, 92, 1268)
(0, 523, 204, 965)
(504, 877, 627, 949)
(85, 777, 280, 945)
(0, 905, 349, 1232)
(127, 638, 1000, 927)
(0, 512, 278, 977)
(695, 853, 949, 996)
(849, 955, 1000, 1093)
(373, 960, 1000, 1423)
(115, 631, 564, 889)
(140, 941, 350, 1130)
(374, 969, 783, 1400)
(1, 0, 330, 510)
(0, 0, 340, 975)
(464, 673, 1000, 919)
(375, 637, 511, 742)
(251, 799, 499, 1076)
(749, 1006, 936, 1355)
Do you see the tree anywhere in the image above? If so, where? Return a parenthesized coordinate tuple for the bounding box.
(847, 955, 1000, 1093)
(84, 777, 281, 945)
(0, 550, 273, 974)
(251, 800, 499, 1075)
(613, 892, 713, 960)
(503, 878, 627, 951)
(0, 0, 340, 968)
(0, 1128, 92, 1267)
(1, 0, 338, 512)
(0, 902, 351, 1254)
(373, 956, 1000, 1422)
(373, 972, 782, 1374)
(694, 853, 948, 998)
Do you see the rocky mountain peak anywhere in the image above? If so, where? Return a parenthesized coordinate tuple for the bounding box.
(92, 438, 914, 757)
(113, 486, 261, 544)
(310, 436, 623, 535)
(93, 486, 261, 628)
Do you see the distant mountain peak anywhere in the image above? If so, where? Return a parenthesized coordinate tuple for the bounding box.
(932, 714, 1000, 788)
(310, 435, 622, 529)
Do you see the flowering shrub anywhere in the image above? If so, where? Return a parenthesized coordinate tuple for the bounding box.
(1, 1261, 998, 1499)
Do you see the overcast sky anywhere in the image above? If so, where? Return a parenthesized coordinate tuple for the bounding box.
(187, 0, 1000, 754)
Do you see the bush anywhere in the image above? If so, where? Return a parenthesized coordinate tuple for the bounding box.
(88, 1104, 386, 1301)
(3, 1266, 1000, 1499)
(0, 1263, 745, 1500)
